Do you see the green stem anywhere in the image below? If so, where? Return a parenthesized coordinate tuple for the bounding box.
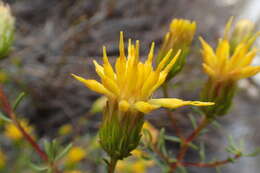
(108, 158, 118, 173)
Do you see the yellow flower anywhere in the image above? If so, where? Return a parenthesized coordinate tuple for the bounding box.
(4, 120, 33, 141)
(200, 20, 260, 82)
(65, 171, 83, 173)
(66, 146, 86, 164)
(0, 150, 6, 169)
(72, 32, 213, 114)
(58, 124, 72, 136)
(200, 18, 260, 117)
(157, 19, 196, 79)
(132, 162, 146, 173)
(72, 32, 213, 160)
(116, 157, 154, 173)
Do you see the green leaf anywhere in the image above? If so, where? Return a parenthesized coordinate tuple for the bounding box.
(55, 143, 72, 161)
(44, 140, 52, 159)
(188, 114, 197, 129)
(142, 128, 153, 146)
(211, 120, 221, 129)
(157, 128, 165, 149)
(177, 166, 188, 173)
(164, 135, 181, 143)
(12, 92, 26, 111)
(29, 162, 48, 172)
(199, 142, 206, 162)
(0, 111, 11, 122)
(245, 147, 260, 157)
(164, 135, 198, 150)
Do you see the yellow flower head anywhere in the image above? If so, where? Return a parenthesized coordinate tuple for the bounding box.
(169, 19, 196, 46)
(72, 32, 213, 114)
(200, 18, 260, 82)
(157, 19, 196, 79)
(4, 120, 33, 141)
(66, 146, 86, 164)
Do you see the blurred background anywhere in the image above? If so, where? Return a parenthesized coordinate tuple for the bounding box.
(1, 0, 260, 172)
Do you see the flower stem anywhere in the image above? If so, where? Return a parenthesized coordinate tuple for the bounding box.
(108, 158, 118, 173)
(171, 116, 210, 172)
(179, 153, 241, 168)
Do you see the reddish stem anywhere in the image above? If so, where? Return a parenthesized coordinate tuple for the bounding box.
(179, 154, 241, 168)
(171, 117, 210, 171)
(0, 86, 49, 161)
(13, 115, 49, 161)
(0, 86, 63, 173)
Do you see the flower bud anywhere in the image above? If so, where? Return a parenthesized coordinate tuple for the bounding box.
(229, 19, 256, 52)
(90, 96, 107, 114)
(99, 99, 144, 160)
(157, 19, 196, 80)
(0, 3, 15, 59)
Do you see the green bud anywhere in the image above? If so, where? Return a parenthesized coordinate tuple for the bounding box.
(90, 96, 107, 114)
(99, 99, 144, 160)
(0, 3, 15, 59)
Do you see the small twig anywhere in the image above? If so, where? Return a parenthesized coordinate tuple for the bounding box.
(179, 154, 241, 168)
(152, 144, 171, 166)
(171, 117, 210, 171)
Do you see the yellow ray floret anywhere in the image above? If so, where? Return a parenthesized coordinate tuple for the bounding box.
(72, 32, 213, 114)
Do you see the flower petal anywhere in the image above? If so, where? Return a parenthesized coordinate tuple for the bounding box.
(71, 74, 114, 97)
(119, 100, 130, 112)
(203, 63, 216, 78)
(234, 66, 260, 80)
(134, 101, 159, 114)
(148, 98, 214, 109)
